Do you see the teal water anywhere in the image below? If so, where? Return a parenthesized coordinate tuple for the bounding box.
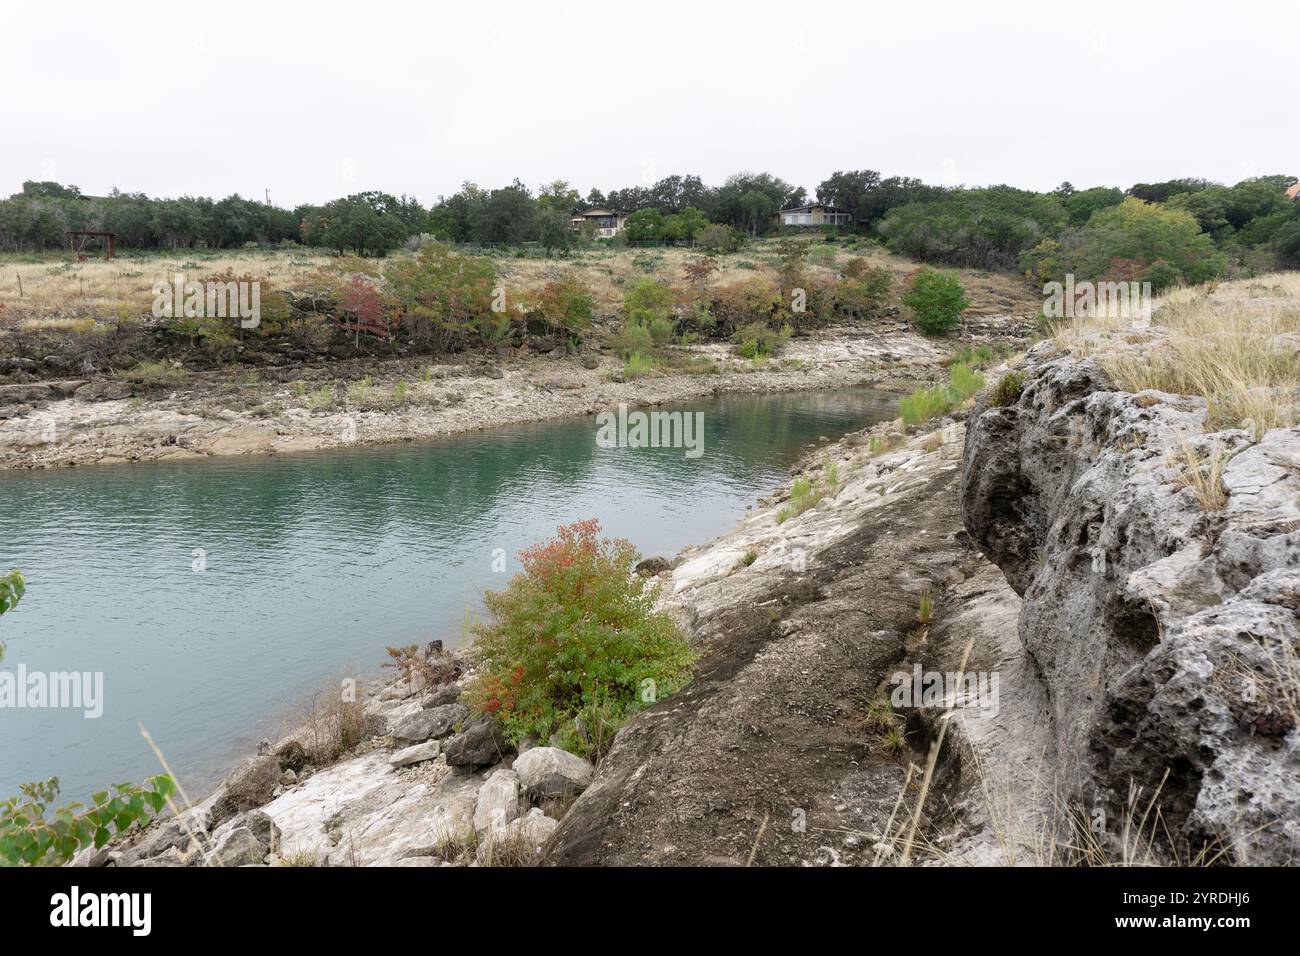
(0, 388, 896, 800)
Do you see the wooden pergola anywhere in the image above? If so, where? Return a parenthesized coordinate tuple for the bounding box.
(66, 230, 117, 260)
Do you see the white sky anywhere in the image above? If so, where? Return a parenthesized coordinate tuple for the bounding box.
(5, 0, 1295, 207)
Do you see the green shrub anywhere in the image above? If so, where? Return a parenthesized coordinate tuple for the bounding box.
(1065, 198, 1226, 286)
(1141, 259, 1183, 293)
(776, 475, 824, 523)
(647, 316, 675, 346)
(612, 323, 654, 358)
(0, 569, 23, 661)
(993, 370, 1025, 406)
(622, 277, 674, 328)
(952, 344, 996, 367)
(733, 321, 792, 359)
(387, 243, 497, 352)
(820, 266, 892, 319)
(897, 362, 985, 426)
(879, 187, 1067, 272)
(903, 268, 968, 335)
(696, 224, 741, 254)
(531, 274, 594, 334)
(466, 521, 695, 760)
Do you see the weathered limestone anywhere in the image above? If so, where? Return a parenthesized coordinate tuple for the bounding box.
(962, 349, 1300, 864)
(512, 747, 594, 799)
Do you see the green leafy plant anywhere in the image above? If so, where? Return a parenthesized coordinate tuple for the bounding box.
(466, 520, 695, 761)
(903, 268, 968, 335)
(530, 274, 594, 335)
(0, 569, 24, 660)
(622, 277, 674, 330)
(0, 776, 176, 867)
(899, 386, 953, 427)
(946, 362, 986, 402)
(623, 351, 655, 380)
(733, 321, 792, 360)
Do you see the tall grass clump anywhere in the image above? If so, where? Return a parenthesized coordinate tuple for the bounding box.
(1053, 274, 1300, 434)
(1167, 437, 1230, 511)
(776, 475, 824, 524)
(899, 362, 986, 427)
(466, 520, 695, 761)
(946, 362, 986, 402)
(623, 351, 655, 380)
(899, 387, 952, 427)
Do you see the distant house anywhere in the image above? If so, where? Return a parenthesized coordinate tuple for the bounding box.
(778, 204, 852, 228)
(1287, 182, 1300, 201)
(570, 208, 628, 237)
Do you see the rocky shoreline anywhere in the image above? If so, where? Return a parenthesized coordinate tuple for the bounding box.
(65, 314, 1299, 868)
(549, 346, 1299, 866)
(70, 400, 1015, 867)
(1, 318, 1022, 470)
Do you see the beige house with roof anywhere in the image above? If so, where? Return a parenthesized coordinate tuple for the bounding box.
(778, 203, 853, 228)
(569, 208, 628, 238)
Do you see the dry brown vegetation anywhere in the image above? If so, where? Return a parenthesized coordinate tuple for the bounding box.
(286, 672, 372, 765)
(0, 240, 1040, 329)
(1052, 273, 1300, 433)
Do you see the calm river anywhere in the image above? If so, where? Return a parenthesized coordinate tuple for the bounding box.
(0, 388, 896, 799)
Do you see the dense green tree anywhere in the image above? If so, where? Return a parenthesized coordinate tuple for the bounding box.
(538, 180, 582, 214)
(475, 180, 537, 245)
(303, 194, 408, 255)
(623, 208, 666, 241)
(663, 206, 710, 241)
(1060, 186, 1124, 225)
(880, 186, 1067, 270)
(537, 207, 577, 254)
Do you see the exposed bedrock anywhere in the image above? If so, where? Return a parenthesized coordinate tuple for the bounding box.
(962, 347, 1300, 864)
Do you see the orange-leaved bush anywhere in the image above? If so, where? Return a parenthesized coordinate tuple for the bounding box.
(467, 520, 695, 760)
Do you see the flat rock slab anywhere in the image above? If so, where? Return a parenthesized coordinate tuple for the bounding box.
(261, 751, 482, 865)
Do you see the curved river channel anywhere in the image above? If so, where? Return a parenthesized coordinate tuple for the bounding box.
(0, 387, 897, 799)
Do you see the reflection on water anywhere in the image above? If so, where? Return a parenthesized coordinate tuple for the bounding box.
(0, 388, 896, 799)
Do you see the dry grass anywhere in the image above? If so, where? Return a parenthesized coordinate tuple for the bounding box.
(0, 241, 1040, 328)
(0, 250, 334, 325)
(1053, 273, 1300, 434)
(877, 744, 1237, 867)
(287, 672, 371, 765)
(1166, 437, 1231, 511)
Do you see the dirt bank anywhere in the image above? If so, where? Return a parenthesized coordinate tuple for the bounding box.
(545, 414, 1035, 865)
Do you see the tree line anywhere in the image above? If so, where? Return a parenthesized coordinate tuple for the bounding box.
(2, 170, 1297, 282)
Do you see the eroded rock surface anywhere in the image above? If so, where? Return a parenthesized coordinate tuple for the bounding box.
(962, 349, 1300, 864)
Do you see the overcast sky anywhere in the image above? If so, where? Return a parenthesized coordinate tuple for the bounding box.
(5, 0, 1295, 208)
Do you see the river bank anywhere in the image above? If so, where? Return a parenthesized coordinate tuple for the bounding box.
(69, 339, 1300, 866)
(0, 316, 1029, 470)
